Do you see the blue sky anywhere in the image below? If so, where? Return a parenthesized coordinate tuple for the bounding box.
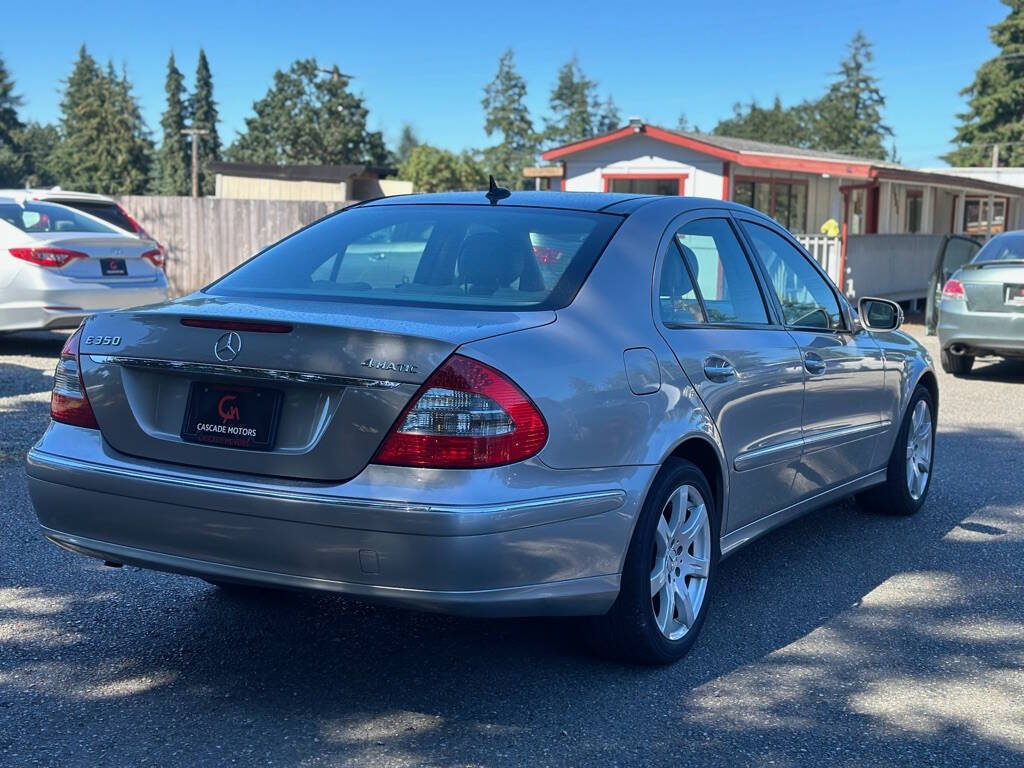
(0, 0, 1008, 167)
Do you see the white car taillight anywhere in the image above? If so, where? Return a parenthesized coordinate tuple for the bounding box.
(9, 247, 88, 268)
(373, 355, 547, 469)
(51, 328, 99, 429)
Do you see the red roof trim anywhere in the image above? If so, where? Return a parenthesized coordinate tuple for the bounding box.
(542, 123, 876, 179)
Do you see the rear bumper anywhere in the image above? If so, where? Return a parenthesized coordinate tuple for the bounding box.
(937, 301, 1024, 357)
(0, 282, 169, 331)
(26, 425, 647, 616)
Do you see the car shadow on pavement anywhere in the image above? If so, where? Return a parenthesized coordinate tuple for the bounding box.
(1, 425, 1022, 766)
(960, 356, 1024, 383)
(0, 331, 69, 360)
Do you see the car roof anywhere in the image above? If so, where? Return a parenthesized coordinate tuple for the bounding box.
(361, 190, 747, 215)
(0, 188, 116, 204)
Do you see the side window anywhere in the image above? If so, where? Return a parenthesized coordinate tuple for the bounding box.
(742, 222, 843, 331)
(662, 218, 769, 325)
(658, 241, 705, 324)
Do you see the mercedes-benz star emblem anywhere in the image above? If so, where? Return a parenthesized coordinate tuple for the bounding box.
(214, 331, 242, 362)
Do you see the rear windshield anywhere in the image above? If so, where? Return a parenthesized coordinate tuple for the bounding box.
(0, 201, 118, 234)
(207, 204, 621, 310)
(973, 232, 1024, 263)
(58, 201, 138, 233)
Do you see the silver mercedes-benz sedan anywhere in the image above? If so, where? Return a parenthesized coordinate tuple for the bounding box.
(1, 197, 169, 332)
(27, 191, 937, 664)
(937, 229, 1024, 375)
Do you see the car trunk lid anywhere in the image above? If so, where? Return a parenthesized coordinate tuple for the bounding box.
(960, 262, 1024, 313)
(78, 294, 554, 481)
(35, 234, 161, 283)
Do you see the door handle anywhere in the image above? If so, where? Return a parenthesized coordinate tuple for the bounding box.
(804, 352, 827, 375)
(703, 356, 736, 381)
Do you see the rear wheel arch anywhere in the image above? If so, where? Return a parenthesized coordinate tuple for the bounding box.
(666, 436, 725, 532)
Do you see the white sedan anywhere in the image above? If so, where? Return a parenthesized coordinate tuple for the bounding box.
(0, 197, 169, 332)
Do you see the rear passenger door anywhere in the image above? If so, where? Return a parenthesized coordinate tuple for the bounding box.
(737, 217, 887, 499)
(655, 214, 805, 534)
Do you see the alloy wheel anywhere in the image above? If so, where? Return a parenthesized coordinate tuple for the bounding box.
(650, 484, 712, 641)
(906, 399, 933, 500)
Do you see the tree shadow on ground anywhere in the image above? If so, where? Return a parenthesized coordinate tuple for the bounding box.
(1, 426, 1022, 766)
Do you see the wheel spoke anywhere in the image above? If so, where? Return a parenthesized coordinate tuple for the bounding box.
(678, 502, 707, 544)
(658, 583, 675, 633)
(650, 562, 668, 597)
(680, 553, 709, 579)
(656, 515, 671, 551)
(675, 582, 695, 627)
(666, 487, 686, 538)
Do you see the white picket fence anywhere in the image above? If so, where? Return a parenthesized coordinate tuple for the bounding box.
(794, 234, 842, 286)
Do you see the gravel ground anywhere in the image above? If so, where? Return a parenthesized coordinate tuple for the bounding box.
(1, 327, 1022, 767)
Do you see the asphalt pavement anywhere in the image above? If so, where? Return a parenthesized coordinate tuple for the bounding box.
(1, 327, 1021, 767)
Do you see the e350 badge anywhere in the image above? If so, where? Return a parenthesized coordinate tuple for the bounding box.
(84, 335, 121, 346)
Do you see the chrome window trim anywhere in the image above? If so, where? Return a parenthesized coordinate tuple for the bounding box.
(88, 355, 402, 389)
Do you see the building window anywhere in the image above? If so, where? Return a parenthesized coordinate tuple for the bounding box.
(906, 189, 923, 233)
(734, 179, 807, 233)
(963, 197, 1007, 234)
(603, 175, 685, 195)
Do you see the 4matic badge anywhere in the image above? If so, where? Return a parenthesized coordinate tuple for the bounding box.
(362, 357, 418, 374)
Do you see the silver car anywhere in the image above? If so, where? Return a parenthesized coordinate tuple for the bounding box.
(27, 192, 937, 664)
(937, 229, 1024, 375)
(0, 197, 169, 332)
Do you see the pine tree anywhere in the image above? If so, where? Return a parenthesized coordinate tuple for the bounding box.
(945, 0, 1024, 166)
(17, 122, 59, 186)
(49, 49, 151, 194)
(812, 31, 893, 160)
(48, 46, 106, 190)
(191, 49, 221, 195)
(396, 123, 420, 164)
(153, 53, 190, 195)
(545, 55, 599, 145)
(228, 59, 386, 167)
(596, 96, 621, 134)
(481, 50, 536, 189)
(0, 53, 25, 185)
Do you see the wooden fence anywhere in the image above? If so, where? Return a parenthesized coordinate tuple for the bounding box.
(115, 196, 350, 296)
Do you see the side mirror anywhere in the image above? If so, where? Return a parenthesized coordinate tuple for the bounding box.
(858, 297, 903, 331)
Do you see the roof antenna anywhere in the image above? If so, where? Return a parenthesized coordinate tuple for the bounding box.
(486, 175, 511, 205)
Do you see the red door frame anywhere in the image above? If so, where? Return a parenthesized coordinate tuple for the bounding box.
(602, 173, 688, 195)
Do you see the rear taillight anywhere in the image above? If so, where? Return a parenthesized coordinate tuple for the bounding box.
(141, 247, 165, 269)
(51, 328, 99, 429)
(942, 278, 966, 300)
(116, 204, 142, 234)
(373, 355, 547, 469)
(9, 247, 88, 268)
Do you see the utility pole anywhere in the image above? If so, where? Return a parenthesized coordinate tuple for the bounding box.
(181, 128, 210, 197)
(992, 143, 1000, 168)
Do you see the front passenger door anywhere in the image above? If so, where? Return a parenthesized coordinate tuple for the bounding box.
(739, 219, 887, 499)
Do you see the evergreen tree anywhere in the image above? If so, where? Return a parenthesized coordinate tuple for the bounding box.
(153, 53, 190, 195)
(17, 122, 60, 186)
(191, 49, 221, 195)
(945, 0, 1024, 166)
(396, 123, 420, 164)
(481, 50, 537, 189)
(48, 46, 106, 190)
(0, 53, 25, 185)
(49, 50, 151, 194)
(399, 144, 486, 192)
(545, 55, 599, 145)
(596, 96, 621, 134)
(713, 97, 814, 146)
(812, 31, 892, 159)
(228, 59, 387, 166)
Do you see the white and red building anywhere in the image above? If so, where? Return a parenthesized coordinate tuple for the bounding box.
(534, 120, 1024, 301)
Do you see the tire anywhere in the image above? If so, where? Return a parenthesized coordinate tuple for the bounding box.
(857, 385, 936, 516)
(940, 348, 974, 376)
(587, 458, 719, 665)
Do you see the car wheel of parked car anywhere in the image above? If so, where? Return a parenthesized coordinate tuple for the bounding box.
(588, 458, 719, 665)
(940, 348, 974, 376)
(858, 386, 935, 516)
